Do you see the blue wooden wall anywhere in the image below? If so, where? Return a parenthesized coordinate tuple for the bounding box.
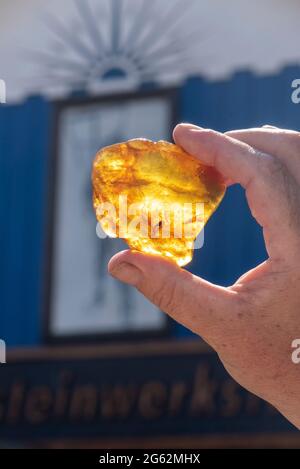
(1, 66, 300, 346)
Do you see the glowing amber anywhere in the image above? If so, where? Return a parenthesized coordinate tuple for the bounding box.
(92, 139, 225, 266)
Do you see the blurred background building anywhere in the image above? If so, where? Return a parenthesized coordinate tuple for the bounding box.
(0, 0, 300, 448)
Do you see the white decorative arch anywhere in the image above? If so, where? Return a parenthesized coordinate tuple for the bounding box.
(1, 0, 300, 103)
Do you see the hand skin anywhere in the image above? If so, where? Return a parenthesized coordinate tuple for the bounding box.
(108, 124, 300, 429)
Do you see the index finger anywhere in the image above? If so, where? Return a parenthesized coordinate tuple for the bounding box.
(173, 124, 300, 262)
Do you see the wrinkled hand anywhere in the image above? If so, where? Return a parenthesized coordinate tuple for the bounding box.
(108, 124, 300, 429)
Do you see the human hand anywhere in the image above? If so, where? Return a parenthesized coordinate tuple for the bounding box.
(108, 124, 300, 429)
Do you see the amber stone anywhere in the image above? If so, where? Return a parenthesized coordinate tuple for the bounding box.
(92, 139, 225, 266)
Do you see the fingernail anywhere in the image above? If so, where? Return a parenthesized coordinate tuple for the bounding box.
(109, 262, 142, 286)
(178, 123, 203, 130)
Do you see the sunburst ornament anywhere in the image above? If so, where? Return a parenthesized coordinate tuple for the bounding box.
(28, 0, 202, 97)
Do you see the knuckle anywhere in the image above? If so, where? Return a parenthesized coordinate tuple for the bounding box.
(151, 280, 179, 313)
(258, 153, 284, 180)
(201, 128, 216, 139)
(287, 130, 300, 149)
(200, 129, 220, 147)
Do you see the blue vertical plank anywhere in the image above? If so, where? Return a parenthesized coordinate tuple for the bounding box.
(0, 97, 51, 346)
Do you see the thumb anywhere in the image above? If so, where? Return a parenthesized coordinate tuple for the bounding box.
(108, 250, 235, 342)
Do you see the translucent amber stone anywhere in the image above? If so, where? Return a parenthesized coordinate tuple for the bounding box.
(92, 139, 225, 266)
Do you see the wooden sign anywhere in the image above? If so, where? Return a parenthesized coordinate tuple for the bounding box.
(1, 341, 299, 448)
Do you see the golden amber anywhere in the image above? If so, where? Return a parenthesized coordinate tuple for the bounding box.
(92, 139, 225, 266)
